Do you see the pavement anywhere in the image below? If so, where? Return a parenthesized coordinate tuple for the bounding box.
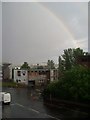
(1, 87, 89, 119)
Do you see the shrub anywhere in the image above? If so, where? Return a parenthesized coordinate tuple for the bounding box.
(44, 66, 90, 103)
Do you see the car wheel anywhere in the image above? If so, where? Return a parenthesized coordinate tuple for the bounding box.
(4, 102, 10, 105)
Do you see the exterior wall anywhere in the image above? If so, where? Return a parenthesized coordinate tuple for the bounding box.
(28, 69, 50, 86)
(77, 55, 90, 68)
(2, 66, 10, 80)
(0, 70, 2, 81)
(14, 69, 28, 85)
(28, 68, 58, 86)
(2, 63, 12, 80)
(50, 69, 58, 82)
(29, 71, 46, 86)
(9, 65, 12, 80)
(50, 70, 54, 82)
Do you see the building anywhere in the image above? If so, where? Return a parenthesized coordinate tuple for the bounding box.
(13, 65, 58, 86)
(13, 67, 29, 85)
(28, 68, 49, 86)
(28, 68, 58, 86)
(2, 63, 12, 80)
(0, 65, 2, 81)
(50, 69, 58, 82)
(77, 55, 90, 68)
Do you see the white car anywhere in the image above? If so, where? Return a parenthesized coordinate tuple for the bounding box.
(0, 92, 11, 104)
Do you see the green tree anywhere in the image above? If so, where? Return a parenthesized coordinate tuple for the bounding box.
(58, 56, 64, 79)
(47, 60, 55, 69)
(21, 62, 30, 70)
(73, 48, 85, 65)
(37, 66, 43, 69)
(62, 48, 85, 70)
(43, 65, 90, 103)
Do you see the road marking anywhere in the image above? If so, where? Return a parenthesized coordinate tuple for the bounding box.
(15, 103, 60, 119)
(46, 114, 61, 120)
(15, 103, 25, 108)
(10, 103, 15, 106)
(15, 103, 40, 114)
(28, 108, 40, 114)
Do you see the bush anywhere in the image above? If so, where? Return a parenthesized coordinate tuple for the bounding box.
(44, 66, 90, 103)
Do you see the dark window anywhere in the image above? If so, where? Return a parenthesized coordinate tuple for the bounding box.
(23, 73, 25, 75)
(39, 71, 41, 75)
(17, 71, 21, 76)
(22, 71, 26, 76)
(16, 79, 18, 83)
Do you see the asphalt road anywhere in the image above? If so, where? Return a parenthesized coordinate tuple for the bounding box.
(2, 87, 88, 119)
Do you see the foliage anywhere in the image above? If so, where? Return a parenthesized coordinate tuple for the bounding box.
(2, 82, 27, 88)
(47, 60, 55, 69)
(37, 66, 43, 69)
(2, 82, 17, 87)
(21, 62, 30, 70)
(58, 56, 65, 78)
(44, 66, 90, 103)
(61, 48, 85, 70)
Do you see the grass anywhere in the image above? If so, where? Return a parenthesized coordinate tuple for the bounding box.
(0, 81, 28, 88)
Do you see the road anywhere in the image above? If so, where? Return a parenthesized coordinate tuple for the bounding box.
(2, 87, 88, 119)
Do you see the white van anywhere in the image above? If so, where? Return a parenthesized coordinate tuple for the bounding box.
(0, 92, 11, 104)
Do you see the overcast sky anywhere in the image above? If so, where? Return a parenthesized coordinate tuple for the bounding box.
(2, 2, 88, 65)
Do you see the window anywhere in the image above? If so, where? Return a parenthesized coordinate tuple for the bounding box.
(23, 73, 25, 75)
(17, 71, 21, 76)
(16, 79, 18, 83)
(39, 71, 41, 75)
(22, 71, 26, 76)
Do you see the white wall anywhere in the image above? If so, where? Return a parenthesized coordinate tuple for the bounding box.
(9, 65, 12, 79)
(50, 70, 54, 82)
(0, 70, 2, 81)
(14, 69, 28, 85)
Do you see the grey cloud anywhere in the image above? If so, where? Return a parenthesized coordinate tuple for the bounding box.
(2, 2, 88, 65)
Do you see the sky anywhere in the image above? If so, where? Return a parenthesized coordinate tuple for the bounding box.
(2, 2, 88, 65)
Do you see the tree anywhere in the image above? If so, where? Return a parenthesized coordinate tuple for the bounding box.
(43, 66, 90, 103)
(58, 56, 64, 79)
(37, 66, 43, 69)
(47, 60, 55, 69)
(21, 62, 30, 70)
(73, 48, 85, 65)
(62, 49, 72, 70)
(62, 48, 85, 70)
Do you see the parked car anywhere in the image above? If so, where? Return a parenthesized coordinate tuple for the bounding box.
(0, 92, 11, 104)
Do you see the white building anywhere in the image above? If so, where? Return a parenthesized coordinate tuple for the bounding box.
(50, 69, 58, 82)
(14, 68, 28, 85)
(0, 65, 2, 81)
(0, 71, 2, 81)
(9, 64, 12, 80)
(50, 70, 54, 82)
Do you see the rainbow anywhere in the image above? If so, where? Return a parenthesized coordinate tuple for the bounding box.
(36, 2, 80, 48)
